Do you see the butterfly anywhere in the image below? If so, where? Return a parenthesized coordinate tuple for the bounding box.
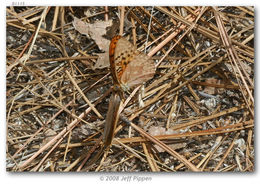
(109, 35, 156, 93)
(102, 35, 155, 148)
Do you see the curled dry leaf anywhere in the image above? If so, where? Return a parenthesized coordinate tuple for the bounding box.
(41, 129, 57, 146)
(73, 17, 113, 69)
(148, 126, 186, 152)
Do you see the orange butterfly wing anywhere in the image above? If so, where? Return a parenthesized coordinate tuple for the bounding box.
(109, 35, 155, 91)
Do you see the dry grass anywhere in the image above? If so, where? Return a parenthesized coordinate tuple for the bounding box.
(6, 6, 254, 172)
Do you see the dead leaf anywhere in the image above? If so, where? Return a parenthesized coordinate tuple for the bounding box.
(73, 17, 112, 69)
(94, 53, 110, 69)
(204, 78, 221, 95)
(73, 17, 112, 51)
